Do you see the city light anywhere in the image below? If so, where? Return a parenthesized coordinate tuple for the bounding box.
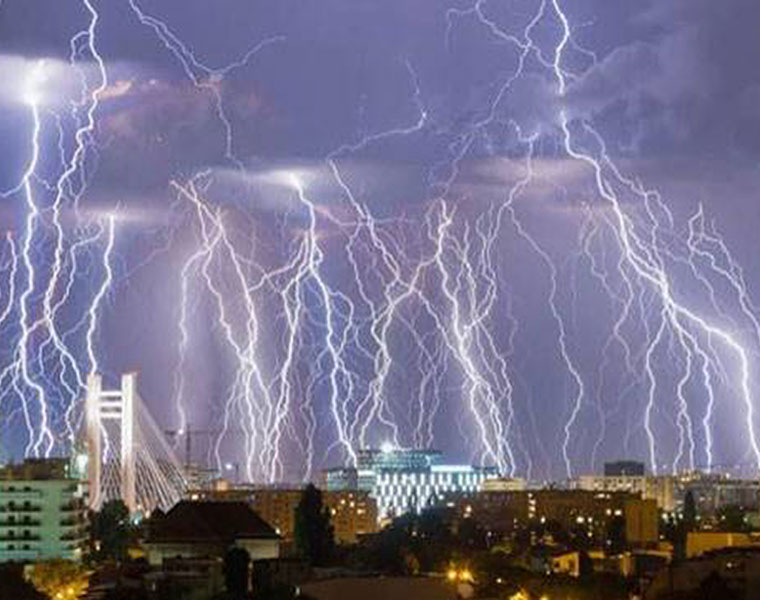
(2, 0, 759, 522)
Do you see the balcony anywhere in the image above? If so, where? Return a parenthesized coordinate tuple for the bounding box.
(0, 549, 40, 561)
(0, 534, 41, 541)
(0, 490, 42, 501)
(1, 505, 42, 513)
(0, 519, 40, 527)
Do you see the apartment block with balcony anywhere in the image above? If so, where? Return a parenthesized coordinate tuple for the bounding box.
(0, 458, 88, 562)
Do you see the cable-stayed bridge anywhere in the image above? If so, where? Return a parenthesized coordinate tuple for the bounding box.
(85, 373, 187, 513)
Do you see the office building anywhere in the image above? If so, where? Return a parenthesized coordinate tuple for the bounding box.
(324, 447, 498, 520)
(0, 457, 88, 562)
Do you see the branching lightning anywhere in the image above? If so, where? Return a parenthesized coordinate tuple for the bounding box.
(3, 0, 760, 491)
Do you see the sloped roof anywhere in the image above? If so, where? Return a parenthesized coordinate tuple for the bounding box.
(148, 501, 279, 543)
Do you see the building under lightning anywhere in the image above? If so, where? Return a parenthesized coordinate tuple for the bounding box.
(324, 446, 498, 520)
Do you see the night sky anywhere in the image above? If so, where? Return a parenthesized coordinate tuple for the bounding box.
(1, 0, 760, 484)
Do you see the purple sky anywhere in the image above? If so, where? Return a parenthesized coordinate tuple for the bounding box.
(1, 0, 760, 483)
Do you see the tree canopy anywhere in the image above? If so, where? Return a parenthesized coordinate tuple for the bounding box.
(294, 484, 334, 567)
(90, 499, 132, 561)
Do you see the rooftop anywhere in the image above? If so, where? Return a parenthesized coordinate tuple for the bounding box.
(147, 501, 280, 544)
(0, 458, 74, 481)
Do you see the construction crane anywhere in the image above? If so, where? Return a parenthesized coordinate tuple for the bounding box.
(163, 426, 245, 472)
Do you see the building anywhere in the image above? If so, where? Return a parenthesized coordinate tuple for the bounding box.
(324, 447, 498, 520)
(0, 457, 88, 562)
(604, 461, 645, 477)
(645, 547, 760, 599)
(686, 531, 760, 559)
(625, 497, 659, 547)
(185, 486, 378, 544)
(527, 547, 581, 577)
(573, 474, 676, 511)
(676, 472, 760, 516)
(144, 501, 280, 566)
(449, 489, 658, 548)
(480, 477, 526, 492)
(250, 488, 377, 544)
(575, 470, 760, 516)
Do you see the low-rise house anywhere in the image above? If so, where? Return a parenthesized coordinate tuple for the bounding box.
(144, 501, 280, 566)
(645, 547, 760, 599)
(527, 545, 580, 577)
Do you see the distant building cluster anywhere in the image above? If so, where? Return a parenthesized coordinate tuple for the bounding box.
(571, 462, 760, 517)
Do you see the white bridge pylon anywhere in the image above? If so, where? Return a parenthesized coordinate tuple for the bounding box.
(85, 373, 187, 513)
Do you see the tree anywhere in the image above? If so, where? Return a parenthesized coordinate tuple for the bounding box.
(578, 550, 593, 581)
(224, 547, 251, 599)
(90, 499, 131, 561)
(606, 515, 626, 555)
(28, 560, 89, 599)
(294, 484, 334, 566)
(683, 490, 697, 532)
(0, 565, 46, 600)
(716, 505, 748, 532)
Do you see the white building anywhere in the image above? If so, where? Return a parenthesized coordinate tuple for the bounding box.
(0, 457, 88, 562)
(325, 447, 498, 520)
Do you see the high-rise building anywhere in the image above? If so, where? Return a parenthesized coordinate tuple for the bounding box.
(324, 447, 498, 520)
(0, 457, 88, 562)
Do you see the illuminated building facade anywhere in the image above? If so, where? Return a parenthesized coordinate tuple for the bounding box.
(448, 489, 659, 548)
(0, 458, 88, 562)
(325, 447, 498, 520)
(573, 474, 676, 511)
(250, 488, 377, 544)
(574, 471, 760, 516)
(186, 486, 378, 544)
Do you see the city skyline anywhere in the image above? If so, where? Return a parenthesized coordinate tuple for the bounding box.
(2, 0, 760, 485)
